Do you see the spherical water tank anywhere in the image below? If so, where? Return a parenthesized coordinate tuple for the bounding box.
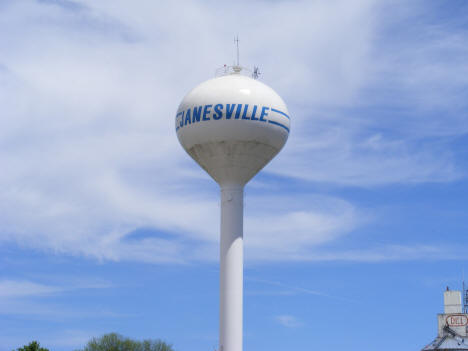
(176, 71, 290, 186)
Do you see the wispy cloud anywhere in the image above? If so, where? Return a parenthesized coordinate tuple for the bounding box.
(0, 280, 62, 298)
(246, 277, 360, 304)
(286, 244, 464, 263)
(0, 278, 112, 299)
(273, 128, 461, 186)
(275, 315, 302, 328)
(0, 278, 117, 319)
(1, 328, 98, 351)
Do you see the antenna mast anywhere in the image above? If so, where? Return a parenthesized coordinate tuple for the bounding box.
(235, 35, 240, 66)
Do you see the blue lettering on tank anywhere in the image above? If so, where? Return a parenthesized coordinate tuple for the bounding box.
(184, 109, 191, 125)
(226, 104, 235, 119)
(213, 104, 223, 120)
(251, 105, 258, 121)
(259, 106, 269, 122)
(176, 104, 289, 134)
(235, 104, 242, 119)
(179, 111, 184, 128)
(175, 111, 183, 130)
(242, 104, 250, 120)
(192, 106, 202, 123)
(203, 105, 212, 121)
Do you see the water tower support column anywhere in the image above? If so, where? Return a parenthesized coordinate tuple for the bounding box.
(220, 185, 244, 351)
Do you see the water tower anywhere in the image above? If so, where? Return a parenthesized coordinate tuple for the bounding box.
(175, 63, 290, 351)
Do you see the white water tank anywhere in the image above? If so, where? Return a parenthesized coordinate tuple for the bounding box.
(176, 71, 290, 186)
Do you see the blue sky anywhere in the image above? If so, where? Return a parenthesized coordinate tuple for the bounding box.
(1, 0, 468, 350)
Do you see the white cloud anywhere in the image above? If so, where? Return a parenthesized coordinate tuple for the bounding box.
(41, 329, 94, 349)
(1, 329, 96, 351)
(0, 0, 466, 263)
(275, 315, 302, 328)
(245, 195, 360, 261)
(286, 244, 462, 262)
(272, 129, 460, 186)
(0, 278, 112, 300)
(0, 278, 119, 323)
(246, 277, 356, 303)
(370, 1, 468, 122)
(0, 280, 61, 298)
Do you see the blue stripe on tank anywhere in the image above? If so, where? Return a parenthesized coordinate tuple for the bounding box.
(268, 120, 290, 133)
(271, 108, 290, 120)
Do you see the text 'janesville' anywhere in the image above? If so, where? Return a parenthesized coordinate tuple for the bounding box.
(175, 103, 290, 132)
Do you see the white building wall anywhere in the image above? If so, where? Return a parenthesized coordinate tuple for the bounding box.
(438, 313, 468, 337)
(445, 290, 462, 314)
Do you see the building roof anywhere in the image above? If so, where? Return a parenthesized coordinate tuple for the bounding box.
(423, 327, 468, 350)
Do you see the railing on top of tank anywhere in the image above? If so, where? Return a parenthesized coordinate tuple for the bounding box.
(215, 65, 260, 79)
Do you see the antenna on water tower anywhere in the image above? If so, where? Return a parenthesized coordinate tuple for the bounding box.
(252, 66, 260, 79)
(234, 35, 240, 66)
(175, 43, 290, 351)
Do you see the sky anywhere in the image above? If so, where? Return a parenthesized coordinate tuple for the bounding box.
(1, 0, 468, 350)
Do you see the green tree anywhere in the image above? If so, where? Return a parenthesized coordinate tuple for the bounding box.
(78, 333, 174, 351)
(14, 341, 49, 351)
